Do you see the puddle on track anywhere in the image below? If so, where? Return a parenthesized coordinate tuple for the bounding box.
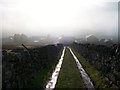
(69, 47, 94, 89)
(45, 47, 66, 90)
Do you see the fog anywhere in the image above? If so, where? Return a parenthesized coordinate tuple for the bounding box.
(1, 0, 119, 41)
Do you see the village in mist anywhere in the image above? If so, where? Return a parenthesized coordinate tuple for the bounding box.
(2, 32, 118, 46)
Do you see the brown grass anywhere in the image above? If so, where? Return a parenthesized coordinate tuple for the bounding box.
(2, 44, 43, 50)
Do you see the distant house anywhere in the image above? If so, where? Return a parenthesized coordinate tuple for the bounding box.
(75, 38, 87, 44)
(86, 35, 99, 44)
(2, 36, 14, 45)
(99, 38, 114, 46)
(59, 36, 75, 44)
(104, 39, 114, 46)
(99, 39, 106, 45)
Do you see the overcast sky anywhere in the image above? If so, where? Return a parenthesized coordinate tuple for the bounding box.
(0, 0, 119, 38)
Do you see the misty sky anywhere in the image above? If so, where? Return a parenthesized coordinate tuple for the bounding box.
(0, 0, 119, 38)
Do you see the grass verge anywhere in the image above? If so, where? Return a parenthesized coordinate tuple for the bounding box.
(56, 48, 85, 89)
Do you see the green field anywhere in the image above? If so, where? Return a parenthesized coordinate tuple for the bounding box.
(56, 47, 85, 89)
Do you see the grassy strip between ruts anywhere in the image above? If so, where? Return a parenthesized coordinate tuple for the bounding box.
(71, 47, 116, 89)
(31, 48, 64, 89)
(55, 47, 85, 89)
